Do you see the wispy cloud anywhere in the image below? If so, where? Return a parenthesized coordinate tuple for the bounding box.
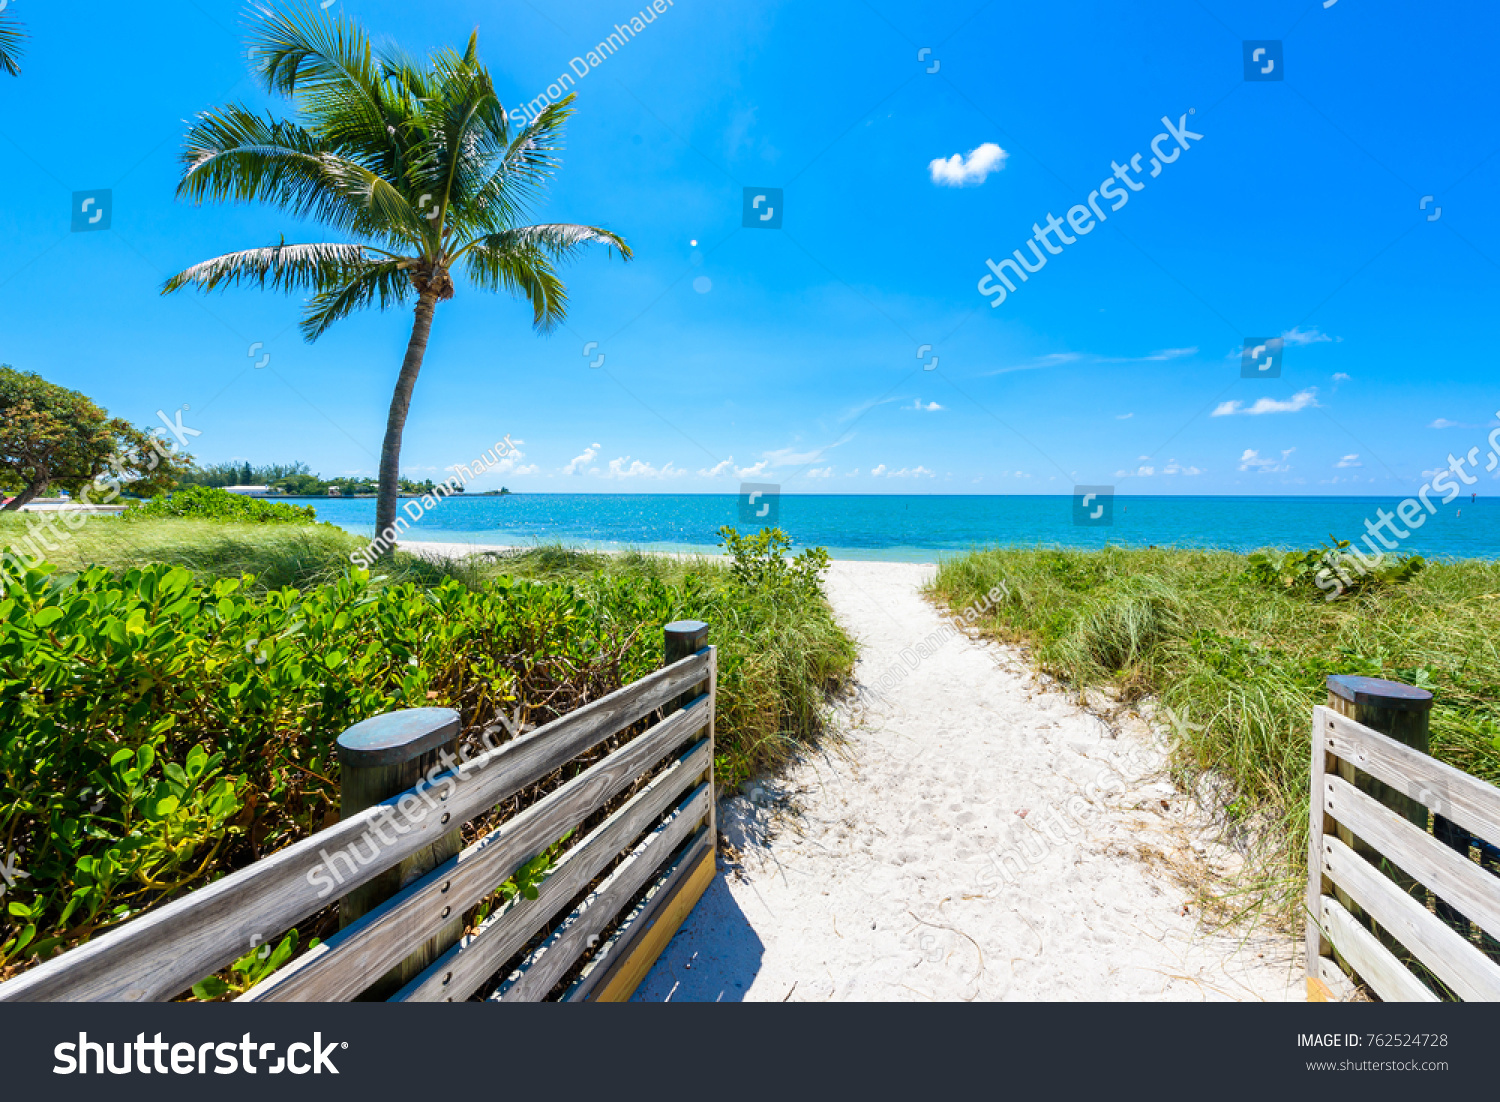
(1282, 325, 1337, 346)
(1335, 454, 1362, 468)
(906, 399, 944, 412)
(929, 142, 1007, 186)
(837, 395, 903, 423)
(1238, 447, 1295, 473)
(1428, 418, 1474, 429)
(1116, 412, 1134, 420)
(1212, 388, 1319, 417)
(982, 347, 1196, 377)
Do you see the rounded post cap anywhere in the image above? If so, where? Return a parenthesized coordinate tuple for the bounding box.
(664, 619, 709, 643)
(338, 707, 461, 766)
(1326, 675, 1433, 712)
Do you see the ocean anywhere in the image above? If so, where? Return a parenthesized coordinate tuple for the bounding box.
(294, 493, 1500, 564)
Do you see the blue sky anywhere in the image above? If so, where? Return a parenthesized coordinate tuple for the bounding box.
(1, 0, 1497, 496)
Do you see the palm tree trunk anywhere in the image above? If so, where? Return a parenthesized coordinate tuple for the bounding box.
(374, 292, 439, 556)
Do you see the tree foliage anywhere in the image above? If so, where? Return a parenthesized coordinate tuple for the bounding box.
(0, 366, 190, 510)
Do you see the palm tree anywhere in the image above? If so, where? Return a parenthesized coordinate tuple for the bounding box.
(0, 8, 27, 76)
(163, 7, 630, 552)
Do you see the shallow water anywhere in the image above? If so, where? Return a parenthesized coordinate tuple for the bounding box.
(291, 493, 1500, 563)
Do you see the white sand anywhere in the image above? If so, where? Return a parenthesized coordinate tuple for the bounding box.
(398, 540, 1302, 1001)
(634, 560, 1303, 1002)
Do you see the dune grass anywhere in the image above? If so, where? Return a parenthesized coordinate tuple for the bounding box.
(929, 546, 1500, 925)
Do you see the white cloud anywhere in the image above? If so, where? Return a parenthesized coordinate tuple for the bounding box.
(1162, 460, 1202, 475)
(805, 466, 834, 478)
(735, 460, 769, 479)
(511, 463, 539, 476)
(698, 457, 735, 478)
(1238, 447, 1296, 473)
(1116, 412, 1134, 420)
(604, 456, 685, 480)
(1282, 325, 1336, 346)
(929, 142, 1008, 187)
(906, 399, 944, 412)
(1212, 389, 1320, 417)
(884, 465, 935, 478)
(1332, 372, 1351, 383)
(847, 468, 860, 477)
(1428, 418, 1472, 429)
(1335, 454, 1362, 468)
(871, 464, 888, 477)
(562, 443, 600, 476)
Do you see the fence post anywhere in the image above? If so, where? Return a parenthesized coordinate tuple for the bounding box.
(336, 707, 466, 999)
(664, 619, 715, 840)
(1325, 676, 1433, 951)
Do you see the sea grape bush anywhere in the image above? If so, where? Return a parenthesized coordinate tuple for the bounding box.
(123, 484, 318, 524)
(0, 558, 657, 973)
(1244, 538, 1425, 601)
(0, 542, 853, 977)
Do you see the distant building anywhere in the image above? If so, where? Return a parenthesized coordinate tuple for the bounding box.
(223, 485, 271, 497)
(327, 486, 343, 497)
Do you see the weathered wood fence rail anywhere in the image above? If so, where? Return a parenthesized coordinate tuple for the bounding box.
(1307, 675, 1500, 1002)
(0, 621, 717, 1003)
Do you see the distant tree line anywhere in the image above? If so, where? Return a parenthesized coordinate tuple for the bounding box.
(174, 462, 467, 498)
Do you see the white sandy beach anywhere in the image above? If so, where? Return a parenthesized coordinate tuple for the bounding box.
(402, 541, 1303, 1001)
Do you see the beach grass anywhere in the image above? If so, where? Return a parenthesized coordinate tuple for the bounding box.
(928, 546, 1500, 926)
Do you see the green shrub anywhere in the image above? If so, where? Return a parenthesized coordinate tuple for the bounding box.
(123, 485, 317, 524)
(717, 525, 829, 597)
(0, 538, 854, 976)
(1245, 538, 1424, 600)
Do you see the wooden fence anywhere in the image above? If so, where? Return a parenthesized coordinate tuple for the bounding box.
(1307, 675, 1500, 1002)
(0, 620, 717, 1003)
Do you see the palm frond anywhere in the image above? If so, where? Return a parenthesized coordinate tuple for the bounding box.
(248, 4, 411, 181)
(0, 12, 27, 77)
(300, 260, 413, 340)
(465, 96, 573, 234)
(176, 105, 429, 246)
(161, 241, 390, 296)
(462, 243, 567, 332)
(459, 223, 632, 263)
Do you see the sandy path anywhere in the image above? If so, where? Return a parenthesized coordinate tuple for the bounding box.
(635, 560, 1302, 1002)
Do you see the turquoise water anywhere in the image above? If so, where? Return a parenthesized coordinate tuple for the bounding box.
(294, 493, 1500, 564)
